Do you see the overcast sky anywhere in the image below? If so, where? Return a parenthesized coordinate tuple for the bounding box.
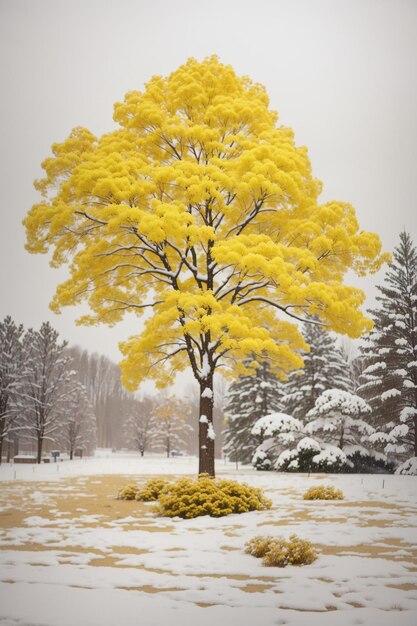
(0, 0, 416, 375)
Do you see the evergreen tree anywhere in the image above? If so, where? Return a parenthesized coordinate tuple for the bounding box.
(0, 317, 24, 463)
(304, 389, 379, 470)
(223, 360, 284, 465)
(282, 322, 354, 421)
(358, 232, 417, 470)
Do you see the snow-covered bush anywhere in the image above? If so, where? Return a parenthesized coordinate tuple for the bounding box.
(251, 412, 303, 471)
(156, 475, 272, 518)
(245, 534, 317, 567)
(276, 437, 322, 472)
(311, 445, 347, 472)
(395, 457, 417, 475)
(303, 485, 344, 500)
(251, 445, 273, 471)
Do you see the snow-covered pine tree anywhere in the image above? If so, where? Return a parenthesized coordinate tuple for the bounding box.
(281, 322, 354, 421)
(0, 317, 24, 463)
(18, 322, 76, 463)
(223, 360, 284, 465)
(358, 232, 417, 473)
(305, 389, 376, 471)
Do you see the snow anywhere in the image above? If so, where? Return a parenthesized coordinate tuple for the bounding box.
(207, 424, 216, 440)
(400, 406, 417, 421)
(390, 424, 409, 438)
(0, 451, 417, 626)
(296, 437, 321, 452)
(381, 388, 401, 401)
(199, 354, 210, 379)
(312, 445, 347, 466)
(251, 412, 303, 437)
(396, 457, 417, 475)
(201, 388, 213, 399)
(199, 415, 208, 423)
(307, 389, 371, 417)
(363, 361, 387, 375)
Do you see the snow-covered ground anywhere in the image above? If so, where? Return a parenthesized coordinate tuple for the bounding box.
(0, 451, 416, 626)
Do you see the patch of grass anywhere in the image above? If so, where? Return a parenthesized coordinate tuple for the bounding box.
(303, 485, 344, 500)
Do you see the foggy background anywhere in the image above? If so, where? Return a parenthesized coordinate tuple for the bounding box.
(0, 0, 416, 386)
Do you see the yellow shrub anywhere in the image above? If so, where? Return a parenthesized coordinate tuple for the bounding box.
(117, 484, 139, 500)
(244, 535, 275, 558)
(136, 478, 168, 502)
(303, 485, 344, 500)
(246, 534, 317, 567)
(156, 475, 272, 519)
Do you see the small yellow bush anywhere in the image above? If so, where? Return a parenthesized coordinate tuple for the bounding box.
(156, 475, 272, 519)
(303, 485, 344, 500)
(245, 534, 317, 567)
(136, 478, 168, 502)
(117, 484, 139, 500)
(244, 535, 275, 558)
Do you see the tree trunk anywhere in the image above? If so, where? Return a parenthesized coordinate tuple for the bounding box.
(199, 376, 215, 477)
(339, 424, 345, 450)
(70, 449, 73, 460)
(140, 450, 144, 457)
(37, 436, 43, 464)
(0, 437, 3, 465)
(414, 415, 417, 457)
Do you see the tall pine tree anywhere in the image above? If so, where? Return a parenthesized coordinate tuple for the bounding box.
(223, 360, 283, 464)
(358, 232, 417, 471)
(281, 322, 354, 421)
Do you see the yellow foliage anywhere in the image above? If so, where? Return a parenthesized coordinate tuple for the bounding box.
(135, 478, 168, 501)
(24, 56, 389, 390)
(117, 484, 139, 500)
(245, 534, 317, 567)
(303, 485, 344, 500)
(156, 475, 272, 518)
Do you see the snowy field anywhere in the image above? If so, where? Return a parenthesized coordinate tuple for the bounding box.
(0, 451, 416, 626)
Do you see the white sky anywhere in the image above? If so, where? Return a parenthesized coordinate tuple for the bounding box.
(0, 0, 416, 376)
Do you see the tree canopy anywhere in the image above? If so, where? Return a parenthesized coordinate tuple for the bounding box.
(24, 56, 388, 474)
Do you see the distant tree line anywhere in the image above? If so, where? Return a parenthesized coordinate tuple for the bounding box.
(0, 321, 199, 462)
(0, 321, 96, 463)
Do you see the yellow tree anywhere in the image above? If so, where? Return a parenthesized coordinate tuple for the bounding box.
(24, 56, 388, 476)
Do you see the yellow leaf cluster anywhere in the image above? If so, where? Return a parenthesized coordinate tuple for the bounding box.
(24, 56, 389, 391)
